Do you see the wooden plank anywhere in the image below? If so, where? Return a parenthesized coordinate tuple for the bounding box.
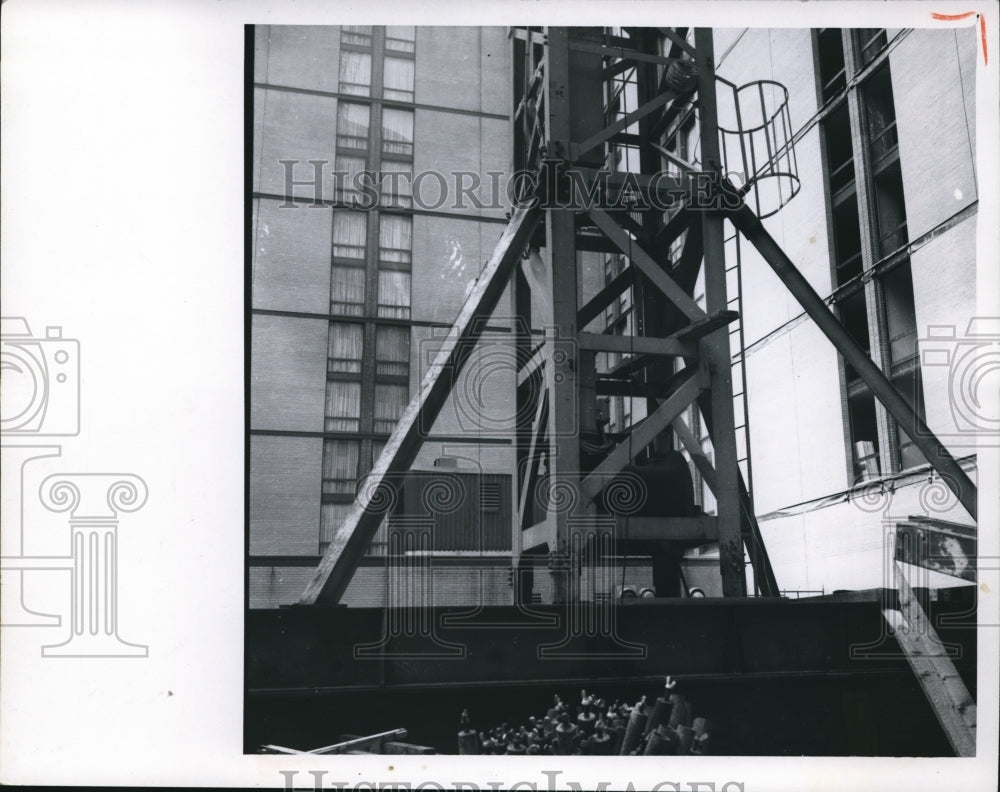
(882, 560, 976, 756)
(258, 744, 308, 755)
(312, 729, 407, 754)
(299, 204, 542, 605)
(883, 608, 976, 756)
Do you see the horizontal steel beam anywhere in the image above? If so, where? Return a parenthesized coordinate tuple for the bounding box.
(578, 331, 695, 358)
(615, 515, 719, 542)
(568, 37, 681, 67)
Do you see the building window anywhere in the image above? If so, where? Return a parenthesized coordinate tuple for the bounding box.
(385, 25, 416, 54)
(337, 103, 370, 151)
(328, 322, 364, 374)
(873, 161, 908, 256)
(322, 439, 360, 495)
(384, 56, 415, 103)
(377, 215, 412, 319)
(883, 261, 918, 366)
(855, 29, 887, 69)
(339, 50, 372, 96)
(382, 108, 414, 158)
(333, 211, 367, 260)
(864, 66, 898, 169)
(375, 325, 410, 377)
(824, 104, 855, 198)
(818, 45, 922, 481)
(377, 271, 411, 319)
(341, 25, 373, 48)
(331, 265, 365, 316)
(832, 198, 863, 282)
(335, 154, 366, 203)
(837, 287, 870, 384)
(379, 160, 413, 208)
(374, 383, 408, 433)
(816, 28, 847, 102)
(848, 389, 880, 481)
(325, 380, 361, 432)
(378, 215, 412, 264)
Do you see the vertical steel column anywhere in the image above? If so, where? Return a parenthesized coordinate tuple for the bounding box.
(544, 27, 586, 604)
(842, 32, 900, 476)
(694, 28, 747, 596)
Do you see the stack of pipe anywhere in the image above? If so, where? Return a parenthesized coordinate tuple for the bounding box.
(456, 678, 711, 756)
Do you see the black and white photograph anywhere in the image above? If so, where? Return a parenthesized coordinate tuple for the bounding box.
(1, 2, 998, 790)
(247, 20, 988, 760)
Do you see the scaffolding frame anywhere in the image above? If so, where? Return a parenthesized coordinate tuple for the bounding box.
(299, 26, 976, 610)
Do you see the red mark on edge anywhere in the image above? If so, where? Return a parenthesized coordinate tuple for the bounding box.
(932, 11, 988, 65)
(931, 11, 975, 20)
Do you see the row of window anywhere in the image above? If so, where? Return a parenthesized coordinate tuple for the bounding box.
(331, 212, 412, 318)
(322, 26, 419, 555)
(325, 321, 411, 436)
(340, 25, 416, 101)
(336, 103, 415, 158)
(817, 28, 924, 481)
